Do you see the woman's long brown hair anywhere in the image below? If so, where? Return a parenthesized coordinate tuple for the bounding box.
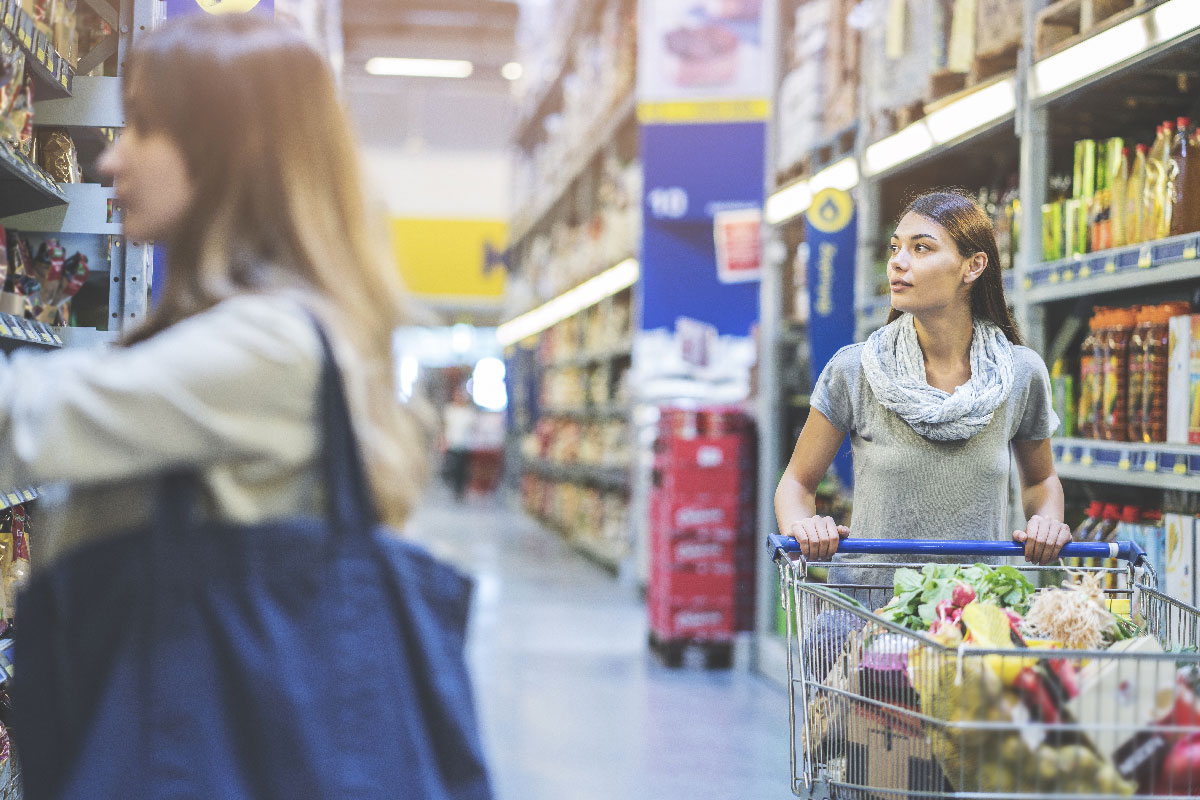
(119, 14, 429, 527)
(886, 190, 1023, 345)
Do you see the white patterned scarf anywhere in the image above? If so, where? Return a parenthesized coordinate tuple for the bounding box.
(861, 313, 1015, 441)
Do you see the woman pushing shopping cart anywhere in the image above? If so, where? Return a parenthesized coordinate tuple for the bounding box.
(769, 190, 1199, 799)
(768, 536, 1200, 799)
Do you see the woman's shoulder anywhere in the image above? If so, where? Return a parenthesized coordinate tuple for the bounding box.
(1011, 345, 1051, 381)
(825, 341, 866, 372)
(152, 293, 324, 367)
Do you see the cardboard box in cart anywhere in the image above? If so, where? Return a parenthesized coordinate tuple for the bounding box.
(1164, 513, 1197, 606)
(842, 702, 947, 795)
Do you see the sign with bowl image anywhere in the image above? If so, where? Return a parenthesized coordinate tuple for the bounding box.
(638, 0, 771, 103)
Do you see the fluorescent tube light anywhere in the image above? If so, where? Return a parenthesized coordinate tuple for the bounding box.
(497, 258, 639, 346)
(925, 78, 1015, 144)
(810, 157, 860, 194)
(865, 122, 935, 176)
(764, 181, 812, 226)
(501, 62, 523, 81)
(365, 57, 474, 78)
(765, 157, 860, 225)
(1032, 0, 1199, 99)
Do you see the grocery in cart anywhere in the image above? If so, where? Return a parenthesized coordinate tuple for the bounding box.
(768, 536, 1200, 799)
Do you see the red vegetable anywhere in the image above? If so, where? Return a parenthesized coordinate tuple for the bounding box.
(1162, 680, 1200, 739)
(1015, 667, 1059, 723)
(1157, 732, 1200, 795)
(951, 582, 976, 608)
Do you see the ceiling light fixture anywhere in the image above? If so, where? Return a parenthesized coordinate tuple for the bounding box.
(501, 62, 524, 81)
(365, 57, 474, 79)
(497, 258, 639, 346)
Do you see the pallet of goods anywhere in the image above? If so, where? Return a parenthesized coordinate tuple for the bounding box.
(647, 406, 756, 668)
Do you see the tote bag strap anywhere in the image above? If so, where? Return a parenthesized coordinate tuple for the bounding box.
(309, 319, 381, 534)
(157, 315, 380, 535)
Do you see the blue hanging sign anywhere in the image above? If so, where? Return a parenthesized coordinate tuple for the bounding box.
(805, 188, 857, 485)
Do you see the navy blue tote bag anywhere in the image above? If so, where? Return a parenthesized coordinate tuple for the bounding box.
(12, 326, 494, 799)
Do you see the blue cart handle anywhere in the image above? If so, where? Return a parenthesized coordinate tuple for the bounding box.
(767, 535, 1146, 565)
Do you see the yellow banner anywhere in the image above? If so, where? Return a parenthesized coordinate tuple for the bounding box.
(391, 218, 507, 299)
(637, 99, 770, 125)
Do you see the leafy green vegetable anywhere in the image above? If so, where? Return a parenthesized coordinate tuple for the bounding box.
(878, 562, 1037, 632)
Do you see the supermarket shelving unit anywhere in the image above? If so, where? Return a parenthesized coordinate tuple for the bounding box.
(757, 0, 1200, 680)
(502, 0, 639, 572)
(0, 0, 156, 791)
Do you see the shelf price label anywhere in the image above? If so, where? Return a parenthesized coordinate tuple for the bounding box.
(1023, 277, 1033, 290)
(1105, 258, 1117, 274)
(1080, 452, 1094, 467)
(1138, 245, 1152, 268)
(6, 493, 19, 507)
(4, 12, 13, 29)
(1144, 458, 1157, 472)
(20, 490, 33, 501)
(1079, 265, 1091, 278)
(1175, 461, 1189, 475)
(1061, 450, 1075, 465)
(1118, 455, 1131, 471)
(1062, 269, 1075, 281)
(1185, 241, 1198, 260)
(1049, 271, 1060, 284)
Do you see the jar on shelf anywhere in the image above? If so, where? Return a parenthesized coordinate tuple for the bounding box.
(1100, 306, 1137, 441)
(1077, 309, 1108, 439)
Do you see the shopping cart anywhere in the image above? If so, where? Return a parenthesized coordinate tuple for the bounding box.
(767, 536, 1200, 800)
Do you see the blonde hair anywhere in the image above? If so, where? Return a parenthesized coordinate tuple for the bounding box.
(120, 14, 429, 527)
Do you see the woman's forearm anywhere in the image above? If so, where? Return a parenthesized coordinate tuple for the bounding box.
(775, 473, 818, 533)
(1022, 474, 1065, 522)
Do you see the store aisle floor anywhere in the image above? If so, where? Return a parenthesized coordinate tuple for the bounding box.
(408, 490, 793, 800)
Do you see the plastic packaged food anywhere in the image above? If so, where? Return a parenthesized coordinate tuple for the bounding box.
(1143, 303, 1191, 443)
(36, 128, 81, 184)
(1127, 306, 1153, 443)
(1100, 306, 1137, 441)
(1078, 310, 1106, 439)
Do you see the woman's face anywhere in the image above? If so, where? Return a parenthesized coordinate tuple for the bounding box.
(98, 117, 194, 244)
(887, 211, 981, 316)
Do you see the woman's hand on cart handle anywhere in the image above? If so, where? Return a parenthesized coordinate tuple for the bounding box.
(1012, 515, 1072, 565)
(785, 517, 850, 561)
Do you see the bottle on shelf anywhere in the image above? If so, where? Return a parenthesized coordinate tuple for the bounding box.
(1156, 121, 1176, 240)
(1051, 358, 1075, 437)
(1077, 310, 1106, 439)
(1126, 143, 1148, 245)
(1144, 124, 1167, 242)
(1072, 501, 1104, 542)
(1092, 502, 1122, 543)
(1111, 146, 1130, 249)
(1100, 306, 1136, 441)
(1170, 116, 1200, 236)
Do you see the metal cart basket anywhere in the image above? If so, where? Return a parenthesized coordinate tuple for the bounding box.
(768, 536, 1200, 800)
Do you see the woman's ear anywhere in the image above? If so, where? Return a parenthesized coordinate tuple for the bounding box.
(963, 252, 988, 285)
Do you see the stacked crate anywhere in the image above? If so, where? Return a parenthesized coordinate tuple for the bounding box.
(648, 406, 756, 658)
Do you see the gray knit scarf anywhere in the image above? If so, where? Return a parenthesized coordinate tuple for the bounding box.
(861, 313, 1015, 441)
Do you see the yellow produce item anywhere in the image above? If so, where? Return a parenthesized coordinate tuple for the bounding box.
(961, 601, 1015, 649)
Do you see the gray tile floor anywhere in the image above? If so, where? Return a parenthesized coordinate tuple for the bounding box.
(409, 491, 796, 800)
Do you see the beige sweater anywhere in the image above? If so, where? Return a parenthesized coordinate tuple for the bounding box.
(0, 295, 328, 563)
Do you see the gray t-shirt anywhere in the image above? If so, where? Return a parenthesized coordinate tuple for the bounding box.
(811, 342, 1058, 591)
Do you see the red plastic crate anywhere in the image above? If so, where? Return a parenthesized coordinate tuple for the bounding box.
(649, 528, 756, 571)
(648, 597, 755, 639)
(654, 435, 748, 469)
(647, 566, 755, 605)
(649, 491, 745, 535)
